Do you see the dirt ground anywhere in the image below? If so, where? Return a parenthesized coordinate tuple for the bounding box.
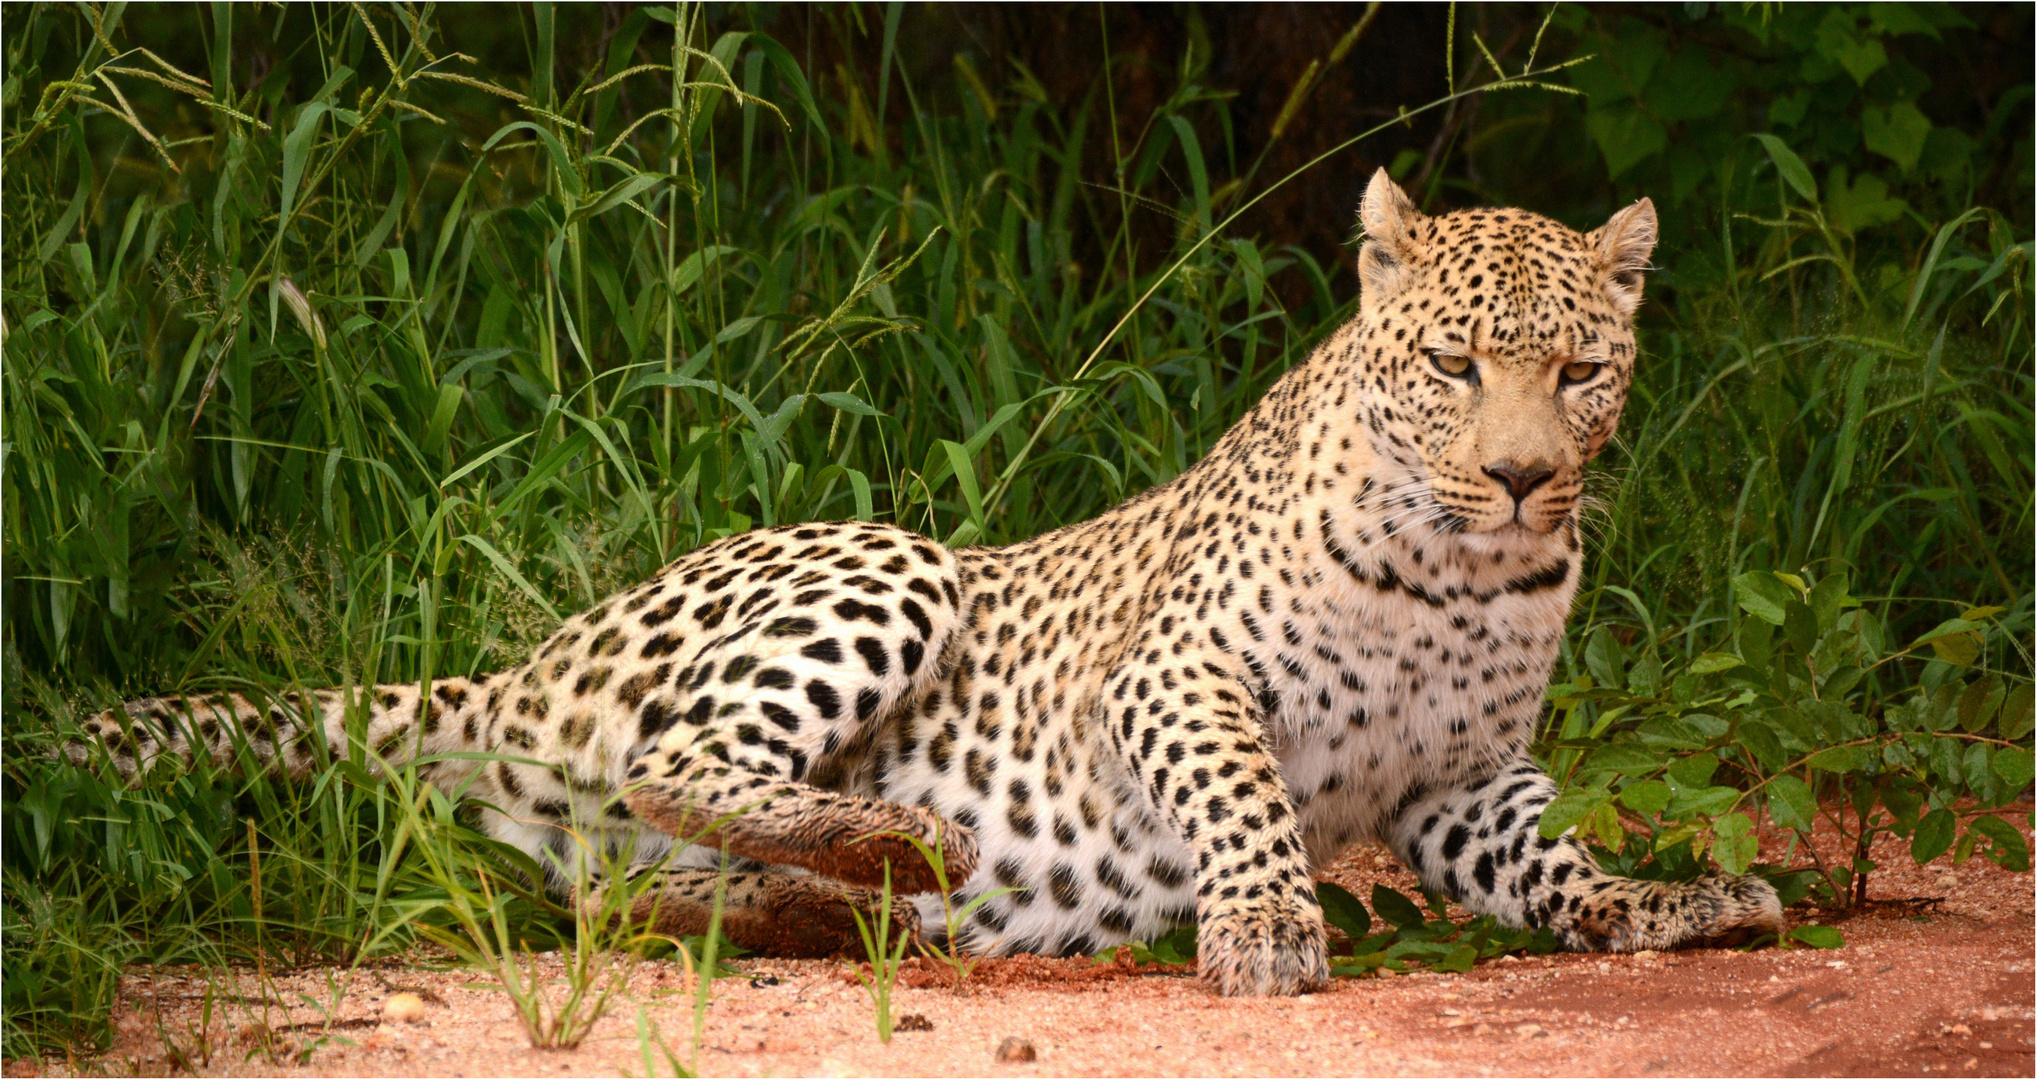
(14, 806, 2033, 1078)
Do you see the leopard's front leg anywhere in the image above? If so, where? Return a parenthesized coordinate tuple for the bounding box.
(1389, 758, 1783, 951)
(1105, 651, 1328, 996)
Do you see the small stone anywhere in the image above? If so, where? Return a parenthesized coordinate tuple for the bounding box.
(1947, 1023, 1973, 1036)
(896, 1014, 934, 1033)
(382, 993, 427, 1024)
(1979, 1041, 1994, 1050)
(1513, 1023, 1545, 1038)
(994, 1036, 1038, 1063)
(1596, 961, 1611, 974)
(1631, 950, 1661, 962)
(1936, 874, 1959, 889)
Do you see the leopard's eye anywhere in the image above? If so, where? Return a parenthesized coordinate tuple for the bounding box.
(1560, 360, 1601, 385)
(1429, 351, 1474, 379)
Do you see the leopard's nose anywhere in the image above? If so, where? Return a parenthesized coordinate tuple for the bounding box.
(1482, 463, 1554, 503)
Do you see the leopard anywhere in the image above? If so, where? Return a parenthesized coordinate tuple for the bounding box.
(71, 171, 1783, 996)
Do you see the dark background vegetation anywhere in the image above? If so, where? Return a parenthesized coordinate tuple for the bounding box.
(3, 2, 2030, 1057)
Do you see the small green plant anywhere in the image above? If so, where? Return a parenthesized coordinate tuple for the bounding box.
(1104, 883, 1558, 977)
(1320, 883, 1559, 977)
(1109, 925, 1198, 967)
(845, 857, 911, 1043)
(395, 770, 654, 1051)
(889, 825, 1015, 989)
(685, 862, 728, 1074)
(631, 1003, 697, 1079)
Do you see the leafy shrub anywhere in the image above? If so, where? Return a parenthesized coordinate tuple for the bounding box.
(1543, 569, 2031, 909)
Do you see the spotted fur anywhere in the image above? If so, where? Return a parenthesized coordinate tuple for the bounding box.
(72, 172, 1781, 996)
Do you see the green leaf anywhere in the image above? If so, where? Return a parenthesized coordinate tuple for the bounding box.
(1689, 652, 1743, 675)
(1585, 626, 1628, 691)
(1668, 785, 1742, 820)
(1803, 700, 1869, 741)
(1538, 787, 1612, 839)
(1712, 812, 1759, 876)
(1766, 706, 1817, 748)
(1882, 779, 1925, 831)
(671, 245, 740, 297)
(1749, 135, 1819, 203)
(1924, 684, 1964, 732)
(1991, 746, 2034, 791)
(1912, 808, 1956, 864)
(1767, 774, 1816, 832)
(1584, 743, 1666, 777)
(1815, 10, 1887, 83)
(2005, 683, 2036, 741)
(1316, 882, 1371, 941)
(1953, 828, 1979, 866)
(1784, 600, 1819, 657)
(938, 439, 988, 537)
(572, 171, 672, 223)
(1825, 167, 1910, 234)
(279, 102, 330, 225)
(1928, 734, 1964, 782)
(1862, 102, 1932, 171)
(1738, 720, 1788, 771)
(816, 391, 884, 418)
(1369, 885, 1427, 930)
(1806, 571, 1855, 631)
(1912, 617, 1986, 644)
(1642, 49, 1735, 122)
(1629, 651, 1663, 698)
(1968, 815, 2032, 872)
(459, 535, 563, 625)
(1959, 675, 2005, 733)
(419, 383, 466, 458)
(1806, 746, 1863, 774)
(1433, 944, 1478, 974)
(1914, 618, 1985, 665)
(1960, 742, 1999, 797)
(1587, 103, 1668, 179)
(1618, 779, 1672, 815)
(1665, 751, 1721, 788)
(1739, 617, 1775, 671)
(1788, 925, 1845, 949)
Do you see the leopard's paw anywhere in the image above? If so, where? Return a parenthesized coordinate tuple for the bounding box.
(1195, 893, 1330, 996)
(1558, 872, 1783, 952)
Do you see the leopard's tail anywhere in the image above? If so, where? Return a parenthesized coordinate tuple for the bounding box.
(66, 679, 492, 782)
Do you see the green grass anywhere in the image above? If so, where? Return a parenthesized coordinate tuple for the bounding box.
(2, 3, 2029, 1060)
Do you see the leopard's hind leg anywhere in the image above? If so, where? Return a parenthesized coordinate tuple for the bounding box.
(617, 524, 975, 895)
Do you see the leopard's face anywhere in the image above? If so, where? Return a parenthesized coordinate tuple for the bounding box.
(1350, 174, 1657, 538)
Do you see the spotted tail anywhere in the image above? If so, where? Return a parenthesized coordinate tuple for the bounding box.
(67, 679, 491, 782)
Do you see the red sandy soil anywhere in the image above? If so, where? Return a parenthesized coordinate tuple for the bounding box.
(11, 804, 2031, 1078)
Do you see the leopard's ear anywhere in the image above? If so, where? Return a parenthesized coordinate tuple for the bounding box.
(1357, 169, 1425, 306)
(1588, 197, 1657, 316)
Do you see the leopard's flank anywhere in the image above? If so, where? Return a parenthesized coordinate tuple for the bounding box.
(73, 172, 1783, 996)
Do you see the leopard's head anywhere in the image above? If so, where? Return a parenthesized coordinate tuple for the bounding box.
(1351, 170, 1655, 538)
